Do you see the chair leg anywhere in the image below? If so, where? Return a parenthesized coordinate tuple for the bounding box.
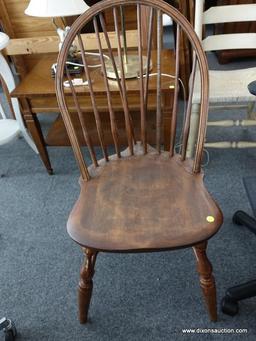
(78, 248, 98, 324)
(193, 241, 217, 322)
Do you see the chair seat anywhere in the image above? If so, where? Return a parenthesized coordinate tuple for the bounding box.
(0, 119, 20, 145)
(67, 151, 223, 252)
(193, 67, 256, 104)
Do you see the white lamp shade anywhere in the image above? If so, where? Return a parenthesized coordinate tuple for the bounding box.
(0, 32, 9, 50)
(25, 0, 90, 17)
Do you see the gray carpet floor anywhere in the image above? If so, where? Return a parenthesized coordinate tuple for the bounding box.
(1, 53, 256, 340)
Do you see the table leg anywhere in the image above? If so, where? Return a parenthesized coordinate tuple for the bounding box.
(21, 99, 53, 175)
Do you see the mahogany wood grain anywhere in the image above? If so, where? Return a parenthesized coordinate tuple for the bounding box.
(78, 248, 98, 323)
(68, 153, 222, 251)
(193, 241, 217, 321)
(54, 0, 221, 325)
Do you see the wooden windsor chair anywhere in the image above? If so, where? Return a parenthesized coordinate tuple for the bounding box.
(55, 0, 223, 324)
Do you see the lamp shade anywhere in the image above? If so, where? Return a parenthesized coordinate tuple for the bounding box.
(25, 0, 90, 17)
(0, 32, 9, 50)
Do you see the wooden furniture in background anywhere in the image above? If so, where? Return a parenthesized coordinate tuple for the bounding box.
(6, 28, 160, 174)
(105, 0, 196, 91)
(0, 0, 195, 89)
(11, 50, 175, 174)
(187, 0, 256, 156)
(95, 0, 195, 92)
(0, 0, 62, 78)
(1, 0, 191, 175)
(0, 0, 195, 174)
(56, 0, 223, 325)
(216, 0, 256, 63)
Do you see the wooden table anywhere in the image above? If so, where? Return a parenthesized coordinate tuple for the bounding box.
(11, 50, 175, 174)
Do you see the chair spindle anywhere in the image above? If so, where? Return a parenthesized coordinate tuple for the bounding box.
(100, 13, 137, 146)
(64, 65, 92, 178)
(169, 24, 180, 156)
(137, 4, 147, 153)
(113, 6, 134, 155)
(120, 5, 128, 65)
(65, 65, 98, 168)
(193, 55, 209, 174)
(156, 9, 162, 153)
(99, 13, 124, 96)
(181, 53, 197, 160)
(93, 17, 121, 158)
(77, 33, 109, 162)
(144, 7, 154, 105)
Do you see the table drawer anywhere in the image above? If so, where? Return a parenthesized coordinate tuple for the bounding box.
(29, 91, 171, 113)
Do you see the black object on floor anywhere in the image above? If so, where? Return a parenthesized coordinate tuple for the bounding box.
(248, 81, 256, 96)
(221, 186, 256, 316)
(243, 177, 256, 217)
(221, 82, 256, 317)
(0, 318, 17, 341)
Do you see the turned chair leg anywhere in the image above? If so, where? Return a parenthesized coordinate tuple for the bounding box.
(78, 248, 98, 324)
(193, 241, 217, 322)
